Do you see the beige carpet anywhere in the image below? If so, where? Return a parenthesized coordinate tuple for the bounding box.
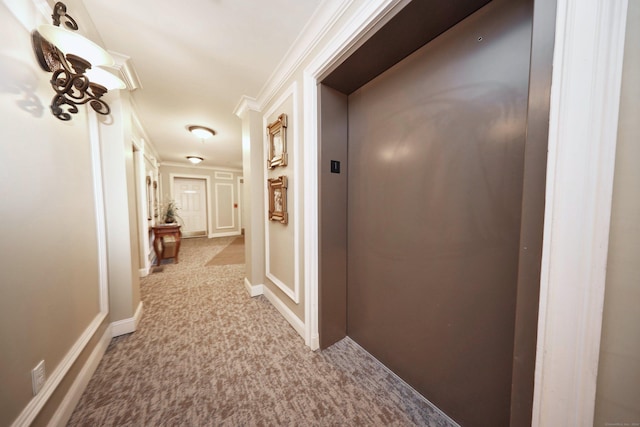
(67, 236, 454, 426)
(205, 236, 244, 266)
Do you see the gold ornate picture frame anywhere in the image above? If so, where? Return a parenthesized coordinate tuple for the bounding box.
(267, 113, 288, 169)
(268, 175, 288, 224)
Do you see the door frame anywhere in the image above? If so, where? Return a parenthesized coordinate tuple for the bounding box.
(169, 173, 212, 238)
(237, 175, 244, 233)
(302, 0, 628, 425)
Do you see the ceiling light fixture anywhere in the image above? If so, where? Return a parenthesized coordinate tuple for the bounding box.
(186, 156, 204, 165)
(187, 125, 216, 140)
(31, 2, 125, 121)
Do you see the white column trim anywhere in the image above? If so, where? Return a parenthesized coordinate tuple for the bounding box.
(111, 302, 144, 337)
(88, 110, 110, 315)
(237, 175, 244, 232)
(532, 0, 628, 425)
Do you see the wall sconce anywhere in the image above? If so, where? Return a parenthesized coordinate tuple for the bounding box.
(31, 2, 125, 121)
(186, 156, 204, 165)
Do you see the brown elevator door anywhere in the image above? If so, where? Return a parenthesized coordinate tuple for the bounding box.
(346, 0, 533, 425)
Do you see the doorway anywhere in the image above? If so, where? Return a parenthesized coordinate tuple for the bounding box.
(317, 0, 552, 425)
(173, 177, 208, 237)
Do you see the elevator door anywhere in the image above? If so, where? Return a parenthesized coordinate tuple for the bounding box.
(346, 0, 532, 425)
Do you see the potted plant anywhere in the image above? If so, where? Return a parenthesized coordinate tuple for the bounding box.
(161, 199, 180, 224)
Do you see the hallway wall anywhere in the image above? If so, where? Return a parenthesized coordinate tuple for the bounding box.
(158, 165, 243, 238)
(236, 0, 385, 347)
(0, 1, 141, 424)
(0, 1, 108, 425)
(595, 1, 640, 423)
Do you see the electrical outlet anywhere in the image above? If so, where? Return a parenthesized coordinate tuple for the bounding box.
(31, 360, 46, 396)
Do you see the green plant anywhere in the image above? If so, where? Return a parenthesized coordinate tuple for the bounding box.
(161, 199, 180, 224)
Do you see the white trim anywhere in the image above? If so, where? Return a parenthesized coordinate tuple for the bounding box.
(10, 314, 107, 427)
(214, 171, 234, 180)
(263, 83, 300, 304)
(111, 302, 144, 337)
(209, 231, 242, 238)
(215, 182, 236, 230)
(169, 173, 213, 238)
(161, 161, 242, 173)
(109, 51, 143, 91)
(133, 147, 151, 276)
(237, 176, 244, 232)
(233, 95, 261, 118)
(263, 285, 306, 339)
(254, 0, 356, 109)
(532, 1, 628, 426)
(46, 325, 112, 427)
(139, 267, 149, 277)
(303, 73, 320, 350)
(302, 0, 406, 349)
(88, 113, 110, 315)
(244, 277, 264, 297)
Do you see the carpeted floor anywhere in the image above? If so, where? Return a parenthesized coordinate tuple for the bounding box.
(205, 236, 244, 266)
(67, 237, 455, 426)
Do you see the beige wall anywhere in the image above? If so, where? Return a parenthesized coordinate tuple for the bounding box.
(239, 0, 373, 331)
(0, 0, 141, 424)
(594, 1, 640, 424)
(0, 0, 103, 424)
(240, 108, 266, 287)
(264, 93, 301, 316)
(159, 165, 242, 237)
(97, 94, 141, 323)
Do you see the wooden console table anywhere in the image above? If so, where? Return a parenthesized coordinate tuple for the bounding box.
(152, 224, 182, 266)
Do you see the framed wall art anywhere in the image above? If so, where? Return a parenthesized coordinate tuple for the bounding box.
(267, 113, 288, 169)
(268, 175, 288, 224)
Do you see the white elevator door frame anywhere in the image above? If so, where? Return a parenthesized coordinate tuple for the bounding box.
(174, 177, 207, 237)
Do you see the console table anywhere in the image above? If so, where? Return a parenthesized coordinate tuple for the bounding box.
(152, 224, 182, 266)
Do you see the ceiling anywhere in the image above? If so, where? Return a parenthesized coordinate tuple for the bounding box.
(81, 0, 324, 170)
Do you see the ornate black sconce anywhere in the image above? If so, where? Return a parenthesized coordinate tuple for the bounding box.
(31, 2, 124, 121)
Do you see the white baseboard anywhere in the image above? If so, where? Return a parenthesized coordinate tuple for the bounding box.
(10, 313, 107, 427)
(47, 325, 112, 427)
(111, 302, 143, 337)
(138, 267, 149, 277)
(244, 277, 264, 297)
(209, 231, 242, 238)
(263, 285, 305, 339)
(308, 333, 320, 351)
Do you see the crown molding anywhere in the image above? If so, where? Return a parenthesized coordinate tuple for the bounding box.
(233, 96, 261, 118)
(110, 51, 143, 91)
(233, 0, 355, 115)
(256, 0, 355, 108)
(160, 161, 242, 173)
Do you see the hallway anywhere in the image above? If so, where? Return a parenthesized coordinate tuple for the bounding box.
(67, 237, 453, 426)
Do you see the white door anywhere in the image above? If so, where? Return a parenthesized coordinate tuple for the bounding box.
(173, 178, 207, 237)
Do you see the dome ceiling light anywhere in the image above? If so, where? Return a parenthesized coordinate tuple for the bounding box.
(187, 125, 216, 140)
(186, 156, 204, 164)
